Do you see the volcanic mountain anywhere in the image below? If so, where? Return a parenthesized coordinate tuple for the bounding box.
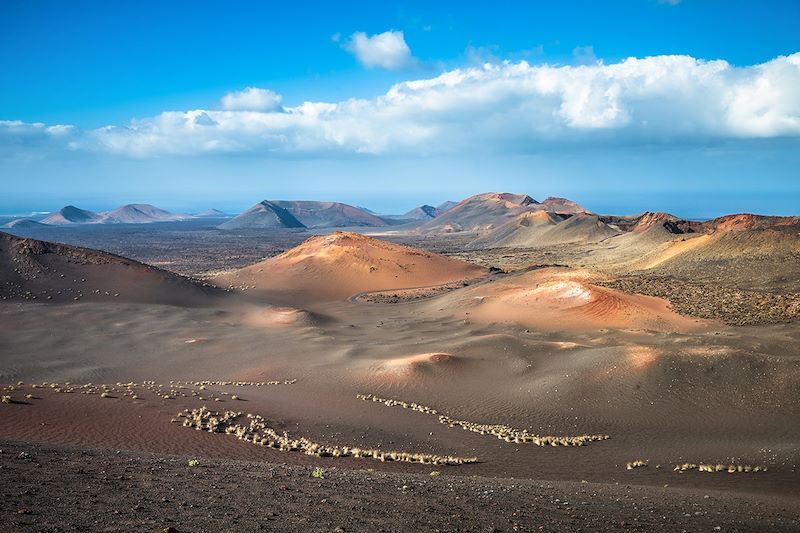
(270, 200, 388, 228)
(218, 201, 306, 230)
(41, 205, 104, 225)
(2, 219, 49, 230)
(194, 208, 229, 218)
(103, 204, 190, 224)
(435, 200, 458, 214)
(600, 212, 691, 234)
(468, 211, 567, 248)
(418, 192, 589, 234)
(213, 231, 489, 302)
(418, 193, 539, 234)
(402, 205, 441, 220)
(540, 197, 589, 214)
(221, 200, 386, 229)
(701, 213, 800, 233)
(0, 232, 223, 305)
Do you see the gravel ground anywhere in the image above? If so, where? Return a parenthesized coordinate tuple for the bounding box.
(1, 440, 798, 533)
(597, 276, 800, 326)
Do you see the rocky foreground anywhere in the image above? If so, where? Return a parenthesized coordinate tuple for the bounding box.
(1, 441, 798, 533)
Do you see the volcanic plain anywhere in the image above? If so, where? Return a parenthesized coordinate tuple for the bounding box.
(1, 193, 799, 532)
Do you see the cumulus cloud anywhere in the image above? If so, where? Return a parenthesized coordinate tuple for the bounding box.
(0, 120, 78, 157)
(2, 53, 799, 158)
(220, 87, 283, 111)
(344, 30, 414, 70)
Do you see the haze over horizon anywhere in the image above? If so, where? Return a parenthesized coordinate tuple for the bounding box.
(2, 0, 799, 218)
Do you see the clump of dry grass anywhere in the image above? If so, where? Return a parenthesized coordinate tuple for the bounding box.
(626, 460, 648, 470)
(357, 393, 610, 447)
(673, 463, 768, 473)
(177, 406, 477, 466)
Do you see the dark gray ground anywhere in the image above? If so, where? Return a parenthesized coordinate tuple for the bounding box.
(1, 440, 798, 533)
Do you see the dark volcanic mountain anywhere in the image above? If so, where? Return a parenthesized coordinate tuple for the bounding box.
(222, 200, 386, 229)
(41, 205, 103, 225)
(218, 201, 306, 230)
(0, 232, 223, 305)
(270, 200, 388, 228)
(403, 205, 440, 220)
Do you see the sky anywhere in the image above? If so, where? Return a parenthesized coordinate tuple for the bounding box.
(1, 0, 799, 217)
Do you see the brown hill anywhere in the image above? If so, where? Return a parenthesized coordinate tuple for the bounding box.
(540, 197, 588, 214)
(418, 192, 539, 234)
(643, 227, 800, 290)
(429, 267, 712, 332)
(599, 212, 690, 233)
(701, 213, 800, 233)
(213, 231, 489, 302)
(469, 212, 619, 249)
(0, 231, 223, 306)
(419, 192, 590, 235)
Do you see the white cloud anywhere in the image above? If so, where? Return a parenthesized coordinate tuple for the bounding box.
(344, 30, 414, 70)
(2, 52, 800, 158)
(220, 87, 282, 111)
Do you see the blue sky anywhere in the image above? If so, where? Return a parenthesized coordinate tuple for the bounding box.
(1, 0, 799, 217)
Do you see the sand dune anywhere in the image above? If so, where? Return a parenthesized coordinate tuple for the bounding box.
(631, 233, 715, 270)
(0, 231, 223, 306)
(430, 267, 712, 332)
(369, 352, 463, 381)
(214, 231, 488, 302)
